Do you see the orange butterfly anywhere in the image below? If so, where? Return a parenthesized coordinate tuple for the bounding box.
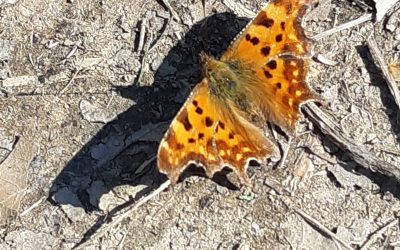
(157, 0, 317, 185)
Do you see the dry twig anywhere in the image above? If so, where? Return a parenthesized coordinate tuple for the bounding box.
(277, 137, 292, 169)
(292, 207, 354, 250)
(135, 17, 171, 85)
(264, 177, 290, 195)
(137, 18, 146, 53)
(20, 196, 45, 217)
(359, 218, 398, 250)
(75, 180, 171, 249)
(58, 67, 82, 95)
(313, 53, 338, 66)
(303, 103, 400, 183)
(311, 13, 373, 40)
(158, 0, 180, 22)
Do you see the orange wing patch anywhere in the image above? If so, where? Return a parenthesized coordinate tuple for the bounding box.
(157, 80, 276, 184)
(252, 56, 315, 134)
(222, 0, 311, 65)
(222, 0, 316, 135)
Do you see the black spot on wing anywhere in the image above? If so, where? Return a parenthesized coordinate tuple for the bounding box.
(264, 70, 273, 79)
(177, 108, 192, 131)
(205, 117, 213, 127)
(195, 107, 203, 115)
(266, 60, 277, 70)
(261, 46, 271, 56)
(254, 11, 274, 28)
(198, 133, 204, 139)
(218, 122, 225, 130)
(250, 37, 260, 45)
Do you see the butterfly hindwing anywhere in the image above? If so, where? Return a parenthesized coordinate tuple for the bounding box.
(157, 80, 276, 184)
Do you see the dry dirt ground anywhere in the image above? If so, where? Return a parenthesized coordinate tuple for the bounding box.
(1, 0, 400, 249)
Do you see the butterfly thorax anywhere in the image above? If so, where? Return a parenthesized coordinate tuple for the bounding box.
(201, 53, 253, 111)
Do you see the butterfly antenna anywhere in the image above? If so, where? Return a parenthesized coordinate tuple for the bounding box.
(200, 51, 209, 75)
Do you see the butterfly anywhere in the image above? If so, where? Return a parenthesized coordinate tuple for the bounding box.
(157, 0, 317, 185)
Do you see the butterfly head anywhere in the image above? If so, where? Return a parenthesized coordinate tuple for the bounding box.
(200, 52, 219, 77)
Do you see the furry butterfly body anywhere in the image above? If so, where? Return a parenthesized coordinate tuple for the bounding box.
(157, 0, 317, 184)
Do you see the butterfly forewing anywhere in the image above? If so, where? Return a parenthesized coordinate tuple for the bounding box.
(221, 0, 316, 134)
(222, 0, 311, 64)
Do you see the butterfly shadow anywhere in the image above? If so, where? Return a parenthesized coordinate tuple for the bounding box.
(48, 12, 249, 224)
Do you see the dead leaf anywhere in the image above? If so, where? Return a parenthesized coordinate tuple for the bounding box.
(0, 136, 35, 223)
(389, 63, 400, 81)
(80, 100, 117, 123)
